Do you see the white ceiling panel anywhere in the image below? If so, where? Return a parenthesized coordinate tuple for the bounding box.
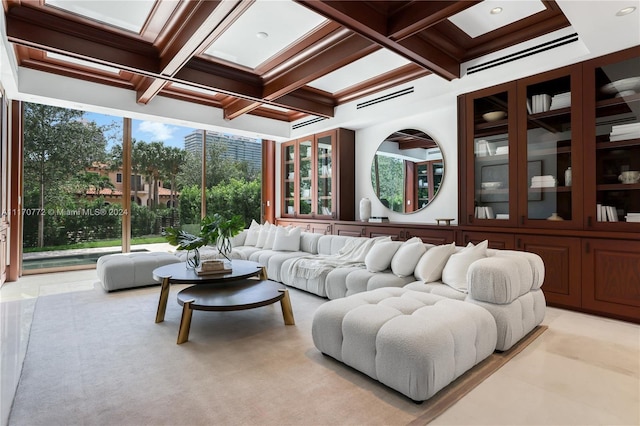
(169, 82, 218, 96)
(47, 52, 120, 73)
(204, 0, 327, 69)
(449, 0, 546, 38)
(307, 49, 411, 93)
(45, 0, 155, 33)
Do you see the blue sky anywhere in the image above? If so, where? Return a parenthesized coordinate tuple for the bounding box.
(84, 112, 196, 149)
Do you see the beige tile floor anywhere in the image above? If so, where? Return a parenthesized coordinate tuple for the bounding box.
(1, 270, 639, 426)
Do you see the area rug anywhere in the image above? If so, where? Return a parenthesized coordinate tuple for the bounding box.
(9, 284, 546, 426)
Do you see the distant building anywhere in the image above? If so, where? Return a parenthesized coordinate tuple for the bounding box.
(83, 163, 178, 208)
(184, 130, 262, 171)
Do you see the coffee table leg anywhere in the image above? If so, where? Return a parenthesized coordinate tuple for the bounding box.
(155, 277, 171, 323)
(278, 289, 295, 325)
(259, 266, 267, 280)
(177, 299, 195, 344)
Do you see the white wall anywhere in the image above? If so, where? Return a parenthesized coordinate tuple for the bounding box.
(355, 94, 459, 224)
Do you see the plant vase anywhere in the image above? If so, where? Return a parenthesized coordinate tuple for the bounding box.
(185, 248, 200, 269)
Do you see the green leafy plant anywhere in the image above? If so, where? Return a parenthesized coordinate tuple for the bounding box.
(164, 213, 245, 264)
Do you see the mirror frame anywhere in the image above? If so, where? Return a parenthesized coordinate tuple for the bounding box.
(370, 128, 445, 214)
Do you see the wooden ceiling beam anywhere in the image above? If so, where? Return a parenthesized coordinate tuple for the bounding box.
(295, 0, 460, 80)
(135, 0, 252, 104)
(387, 1, 480, 40)
(5, 5, 159, 73)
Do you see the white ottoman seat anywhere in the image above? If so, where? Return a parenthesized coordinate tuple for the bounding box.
(97, 252, 181, 292)
(312, 288, 498, 402)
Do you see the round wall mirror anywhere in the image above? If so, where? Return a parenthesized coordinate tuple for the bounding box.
(370, 129, 444, 213)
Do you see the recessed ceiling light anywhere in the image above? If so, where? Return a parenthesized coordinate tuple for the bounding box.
(256, 32, 269, 39)
(616, 6, 636, 16)
(490, 7, 503, 15)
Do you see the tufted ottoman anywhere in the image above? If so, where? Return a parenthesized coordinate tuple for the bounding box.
(96, 252, 181, 292)
(312, 287, 498, 402)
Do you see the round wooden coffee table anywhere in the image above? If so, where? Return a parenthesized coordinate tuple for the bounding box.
(153, 259, 265, 324)
(175, 279, 295, 344)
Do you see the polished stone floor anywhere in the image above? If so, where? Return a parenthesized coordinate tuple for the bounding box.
(1, 270, 639, 426)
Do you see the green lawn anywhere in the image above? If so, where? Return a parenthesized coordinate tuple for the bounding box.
(24, 235, 167, 253)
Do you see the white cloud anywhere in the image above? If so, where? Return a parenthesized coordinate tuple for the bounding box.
(137, 121, 176, 142)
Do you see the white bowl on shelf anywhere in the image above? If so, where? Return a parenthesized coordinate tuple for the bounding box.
(481, 181, 502, 189)
(601, 77, 640, 95)
(482, 111, 506, 122)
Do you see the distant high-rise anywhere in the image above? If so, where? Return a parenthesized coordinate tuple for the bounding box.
(184, 130, 262, 171)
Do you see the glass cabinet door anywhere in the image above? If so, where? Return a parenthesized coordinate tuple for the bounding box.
(416, 162, 430, 209)
(298, 138, 313, 215)
(519, 67, 581, 227)
(316, 133, 333, 217)
(282, 143, 296, 216)
(588, 52, 640, 228)
(468, 85, 516, 224)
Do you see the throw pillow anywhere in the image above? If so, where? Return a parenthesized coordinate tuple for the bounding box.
(263, 225, 279, 250)
(365, 240, 402, 272)
(414, 242, 456, 282)
(441, 240, 489, 292)
(255, 221, 271, 248)
(390, 237, 426, 277)
(244, 219, 261, 246)
(273, 226, 301, 251)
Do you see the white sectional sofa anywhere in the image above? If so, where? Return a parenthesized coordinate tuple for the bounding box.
(97, 222, 545, 352)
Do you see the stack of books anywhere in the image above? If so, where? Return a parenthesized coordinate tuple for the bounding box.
(475, 206, 495, 219)
(196, 260, 232, 276)
(625, 213, 640, 223)
(368, 216, 389, 223)
(610, 122, 640, 141)
(531, 175, 556, 188)
(596, 204, 620, 222)
(549, 92, 571, 110)
(530, 94, 552, 113)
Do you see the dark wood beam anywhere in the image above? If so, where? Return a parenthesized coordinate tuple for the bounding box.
(6, 5, 160, 73)
(295, 0, 460, 80)
(136, 0, 252, 105)
(387, 1, 480, 40)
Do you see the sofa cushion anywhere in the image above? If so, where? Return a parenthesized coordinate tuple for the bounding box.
(255, 221, 272, 248)
(442, 240, 488, 292)
(365, 240, 401, 272)
(244, 220, 261, 246)
(263, 224, 279, 249)
(272, 226, 301, 251)
(391, 237, 426, 277)
(299, 232, 322, 254)
(414, 242, 456, 282)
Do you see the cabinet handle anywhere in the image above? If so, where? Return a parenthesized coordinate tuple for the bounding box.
(468, 214, 473, 223)
(517, 238, 522, 249)
(520, 216, 525, 225)
(464, 235, 469, 243)
(361, 228, 366, 236)
(587, 216, 592, 227)
(326, 225, 331, 233)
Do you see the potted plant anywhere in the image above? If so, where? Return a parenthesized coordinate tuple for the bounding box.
(164, 214, 245, 267)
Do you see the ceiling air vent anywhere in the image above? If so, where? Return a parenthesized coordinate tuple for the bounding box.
(466, 33, 579, 75)
(292, 116, 326, 130)
(357, 87, 415, 109)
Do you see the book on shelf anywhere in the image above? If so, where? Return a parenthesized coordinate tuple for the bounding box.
(474, 206, 494, 219)
(368, 216, 389, 223)
(625, 213, 640, 223)
(597, 204, 620, 222)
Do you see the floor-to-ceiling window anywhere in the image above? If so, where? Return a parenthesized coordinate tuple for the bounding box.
(20, 103, 263, 273)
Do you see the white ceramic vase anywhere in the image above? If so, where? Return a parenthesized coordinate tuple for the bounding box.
(359, 197, 371, 222)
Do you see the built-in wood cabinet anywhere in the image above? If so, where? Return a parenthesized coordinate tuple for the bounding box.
(281, 128, 354, 220)
(459, 46, 640, 323)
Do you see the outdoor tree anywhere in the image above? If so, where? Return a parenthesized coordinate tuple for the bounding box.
(23, 103, 113, 247)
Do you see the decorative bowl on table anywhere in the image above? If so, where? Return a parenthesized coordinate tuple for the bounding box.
(482, 111, 506, 122)
(481, 181, 502, 190)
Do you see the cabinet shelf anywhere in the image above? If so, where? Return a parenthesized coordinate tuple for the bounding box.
(597, 183, 640, 191)
(595, 92, 640, 117)
(595, 137, 640, 149)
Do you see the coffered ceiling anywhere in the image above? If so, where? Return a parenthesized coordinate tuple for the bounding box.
(2, 0, 577, 124)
